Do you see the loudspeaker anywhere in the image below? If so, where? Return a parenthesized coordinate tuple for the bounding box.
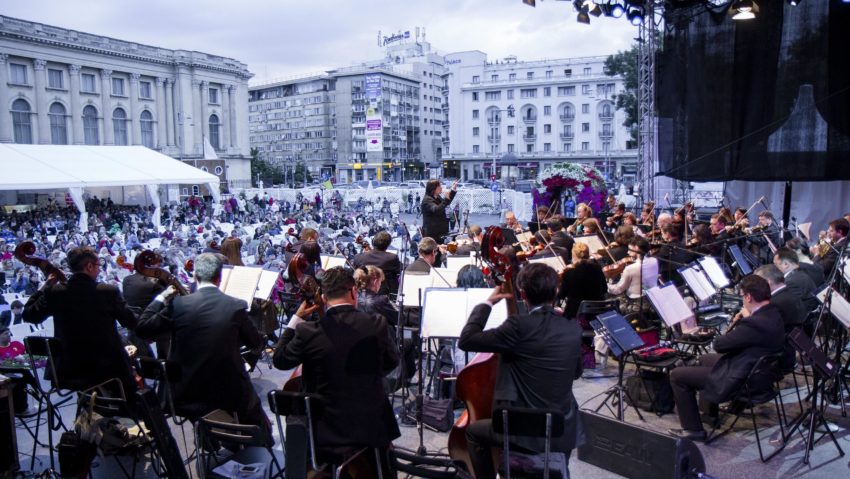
(578, 410, 706, 479)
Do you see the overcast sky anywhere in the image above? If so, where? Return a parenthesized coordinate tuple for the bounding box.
(3, 0, 638, 84)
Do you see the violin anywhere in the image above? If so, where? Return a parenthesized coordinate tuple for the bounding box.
(184, 259, 194, 274)
(287, 253, 324, 316)
(134, 250, 189, 295)
(284, 227, 299, 254)
(355, 235, 371, 253)
(14, 241, 67, 283)
(602, 255, 635, 280)
(448, 226, 516, 474)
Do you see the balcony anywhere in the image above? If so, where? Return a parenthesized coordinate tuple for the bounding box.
(599, 131, 614, 139)
(487, 118, 501, 126)
(599, 112, 614, 120)
(560, 132, 574, 140)
(523, 134, 536, 142)
(487, 135, 502, 143)
(560, 114, 575, 122)
(522, 116, 537, 125)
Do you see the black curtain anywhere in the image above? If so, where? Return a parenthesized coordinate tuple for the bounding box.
(658, 0, 850, 181)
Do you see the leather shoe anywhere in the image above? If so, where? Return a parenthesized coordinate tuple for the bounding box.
(668, 428, 706, 442)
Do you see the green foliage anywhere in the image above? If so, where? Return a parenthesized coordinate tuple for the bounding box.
(250, 148, 285, 187)
(604, 44, 639, 142)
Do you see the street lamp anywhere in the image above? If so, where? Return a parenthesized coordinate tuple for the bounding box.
(490, 104, 515, 181)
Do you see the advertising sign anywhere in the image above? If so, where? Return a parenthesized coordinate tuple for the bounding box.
(365, 74, 383, 152)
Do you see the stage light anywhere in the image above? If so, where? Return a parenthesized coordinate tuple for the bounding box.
(577, 7, 591, 24)
(627, 7, 645, 25)
(522, 0, 536, 7)
(786, 0, 802, 5)
(610, 3, 626, 18)
(732, 0, 758, 20)
(589, 4, 603, 17)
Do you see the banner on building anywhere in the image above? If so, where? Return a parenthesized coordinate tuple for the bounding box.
(365, 74, 383, 152)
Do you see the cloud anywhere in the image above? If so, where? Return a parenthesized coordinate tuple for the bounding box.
(2, 0, 637, 82)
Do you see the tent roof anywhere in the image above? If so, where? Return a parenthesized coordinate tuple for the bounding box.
(0, 144, 220, 190)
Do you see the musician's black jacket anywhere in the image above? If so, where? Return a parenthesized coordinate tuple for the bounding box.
(352, 249, 401, 296)
(421, 189, 456, 241)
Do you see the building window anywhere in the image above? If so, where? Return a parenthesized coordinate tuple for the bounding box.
(491, 74, 498, 82)
(215, 166, 224, 175)
(209, 114, 221, 150)
(558, 86, 575, 96)
(112, 77, 126, 96)
(139, 81, 152, 99)
(544, 124, 551, 134)
(543, 87, 551, 97)
(140, 110, 155, 148)
(81, 73, 97, 93)
(507, 89, 514, 100)
(546, 70, 553, 78)
(507, 143, 514, 153)
(520, 88, 537, 98)
(113, 108, 128, 145)
(582, 142, 589, 151)
(11, 99, 32, 144)
(584, 67, 592, 75)
(526, 144, 533, 153)
(47, 69, 64, 89)
(582, 122, 590, 132)
(473, 127, 480, 136)
(581, 84, 590, 95)
(485, 91, 501, 101)
(473, 145, 480, 153)
(9, 63, 27, 85)
(472, 92, 479, 101)
(472, 76, 480, 84)
(472, 110, 479, 119)
(526, 72, 534, 80)
(563, 143, 571, 151)
(48, 102, 67, 145)
(209, 87, 219, 104)
(544, 105, 551, 116)
(582, 104, 590, 114)
(564, 69, 572, 77)
(544, 143, 551, 152)
(507, 125, 515, 135)
(83, 105, 99, 145)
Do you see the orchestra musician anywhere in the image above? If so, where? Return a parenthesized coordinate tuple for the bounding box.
(458, 263, 584, 479)
(753, 265, 806, 370)
(407, 237, 439, 273)
(773, 248, 818, 310)
(651, 223, 693, 286)
(454, 225, 484, 256)
(640, 203, 657, 228)
(503, 211, 523, 234)
(547, 217, 575, 260)
(23, 247, 140, 400)
(749, 211, 783, 265)
(559, 242, 607, 319)
(689, 224, 719, 256)
(607, 238, 659, 313)
(668, 275, 784, 441)
(605, 203, 626, 232)
(709, 214, 730, 242)
(274, 267, 400, 468)
(567, 203, 593, 236)
(137, 253, 271, 435)
(813, 218, 848, 277)
(122, 256, 168, 359)
(351, 230, 402, 296)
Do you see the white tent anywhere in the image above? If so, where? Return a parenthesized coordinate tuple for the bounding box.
(0, 144, 220, 231)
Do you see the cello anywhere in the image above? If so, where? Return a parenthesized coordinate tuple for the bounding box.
(133, 250, 189, 296)
(14, 241, 68, 283)
(448, 226, 519, 475)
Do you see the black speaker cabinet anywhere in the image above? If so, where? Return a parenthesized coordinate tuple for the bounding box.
(578, 410, 706, 479)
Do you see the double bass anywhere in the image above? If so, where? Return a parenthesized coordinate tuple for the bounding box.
(134, 250, 189, 295)
(280, 253, 325, 392)
(448, 226, 519, 474)
(14, 241, 67, 283)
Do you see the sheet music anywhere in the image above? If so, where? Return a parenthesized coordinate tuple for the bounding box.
(529, 255, 566, 273)
(678, 265, 716, 302)
(431, 268, 458, 287)
(219, 266, 233, 291)
(221, 266, 263, 307)
(321, 255, 348, 270)
(816, 287, 850, 328)
(798, 222, 812, 240)
(254, 269, 280, 300)
(446, 255, 476, 269)
(698, 257, 730, 289)
(573, 234, 605, 253)
(421, 288, 509, 337)
(516, 231, 533, 244)
(401, 273, 436, 307)
(646, 282, 695, 327)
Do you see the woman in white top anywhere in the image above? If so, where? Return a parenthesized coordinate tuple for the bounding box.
(608, 237, 660, 300)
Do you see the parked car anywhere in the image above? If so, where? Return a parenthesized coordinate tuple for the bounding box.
(514, 180, 538, 193)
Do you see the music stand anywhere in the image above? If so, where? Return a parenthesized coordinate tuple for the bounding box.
(589, 311, 646, 422)
(727, 244, 753, 276)
(784, 328, 845, 464)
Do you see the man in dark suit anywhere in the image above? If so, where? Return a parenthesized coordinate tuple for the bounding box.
(459, 263, 584, 478)
(814, 218, 848, 279)
(406, 237, 439, 274)
(454, 225, 483, 256)
(23, 247, 139, 399)
(750, 211, 784, 265)
(669, 275, 785, 440)
(137, 253, 269, 435)
(773, 248, 817, 310)
(548, 217, 575, 263)
(273, 267, 400, 463)
(0, 300, 24, 327)
(421, 179, 457, 243)
(755, 265, 806, 369)
(352, 230, 401, 295)
(122, 268, 167, 358)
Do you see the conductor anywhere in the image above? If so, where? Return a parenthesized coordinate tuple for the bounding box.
(421, 179, 458, 243)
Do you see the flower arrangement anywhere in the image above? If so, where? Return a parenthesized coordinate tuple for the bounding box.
(534, 162, 608, 213)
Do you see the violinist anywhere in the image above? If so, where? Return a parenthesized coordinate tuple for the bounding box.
(728, 207, 750, 234)
(407, 237, 438, 273)
(274, 267, 400, 469)
(547, 217, 574, 260)
(566, 203, 593, 236)
(122, 254, 168, 358)
(454, 225, 483, 256)
(138, 253, 271, 437)
(297, 240, 323, 280)
(458, 263, 583, 479)
(750, 211, 783, 265)
(689, 224, 719, 256)
(640, 203, 657, 228)
(23, 247, 140, 400)
(605, 203, 626, 232)
(351, 231, 401, 296)
(531, 229, 570, 266)
(652, 223, 692, 286)
(559, 242, 607, 319)
(503, 211, 523, 234)
(529, 206, 551, 234)
(709, 214, 730, 242)
(607, 238, 659, 313)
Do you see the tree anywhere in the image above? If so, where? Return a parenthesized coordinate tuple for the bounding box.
(604, 44, 639, 142)
(250, 147, 285, 187)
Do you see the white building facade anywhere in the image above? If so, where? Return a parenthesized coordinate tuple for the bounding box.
(0, 15, 254, 193)
(442, 52, 637, 185)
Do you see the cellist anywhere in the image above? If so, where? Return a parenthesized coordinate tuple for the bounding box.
(457, 263, 584, 479)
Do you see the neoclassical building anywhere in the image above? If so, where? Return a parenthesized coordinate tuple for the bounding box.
(0, 15, 253, 192)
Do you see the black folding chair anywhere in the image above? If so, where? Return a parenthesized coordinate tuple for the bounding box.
(493, 406, 567, 479)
